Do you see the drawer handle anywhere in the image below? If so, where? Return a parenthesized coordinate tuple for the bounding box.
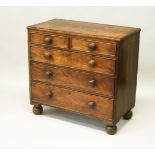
(45, 71, 53, 78)
(44, 52, 51, 59)
(89, 79, 96, 87)
(44, 36, 52, 44)
(45, 92, 53, 98)
(88, 59, 96, 67)
(88, 42, 96, 51)
(87, 101, 96, 109)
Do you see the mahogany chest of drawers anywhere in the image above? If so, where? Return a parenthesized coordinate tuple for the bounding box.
(27, 19, 141, 135)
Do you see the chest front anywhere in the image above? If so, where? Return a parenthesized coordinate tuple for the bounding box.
(28, 19, 140, 135)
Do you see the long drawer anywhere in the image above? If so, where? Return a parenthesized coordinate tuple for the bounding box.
(30, 46, 116, 75)
(31, 62, 115, 97)
(31, 82, 113, 119)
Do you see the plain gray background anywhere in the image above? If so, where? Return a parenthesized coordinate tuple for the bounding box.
(0, 7, 155, 148)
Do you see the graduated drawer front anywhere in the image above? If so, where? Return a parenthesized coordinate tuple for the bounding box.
(31, 62, 115, 97)
(31, 82, 113, 119)
(30, 46, 115, 75)
(29, 30, 68, 49)
(71, 38, 116, 56)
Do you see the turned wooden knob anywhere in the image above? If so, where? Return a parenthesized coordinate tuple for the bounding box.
(45, 92, 53, 98)
(44, 52, 51, 59)
(87, 101, 96, 109)
(45, 71, 53, 78)
(89, 79, 96, 87)
(88, 59, 96, 67)
(44, 36, 52, 44)
(88, 42, 96, 51)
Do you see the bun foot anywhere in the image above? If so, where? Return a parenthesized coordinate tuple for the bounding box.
(33, 105, 43, 115)
(123, 110, 133, 120)
(105, 125, 117, 135)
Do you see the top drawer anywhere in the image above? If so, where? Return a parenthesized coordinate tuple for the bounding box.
(29, 30, 69, 49)
(71, 38, 116, 56)
(28, 30, 116, 56)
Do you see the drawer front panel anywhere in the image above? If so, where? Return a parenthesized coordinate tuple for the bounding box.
(31, 62, 115, 97)
(29, 31, 68, 48)
(31, 82, 113, 119)
(30, 46, 115, 75)
(71, 38, 116, 56)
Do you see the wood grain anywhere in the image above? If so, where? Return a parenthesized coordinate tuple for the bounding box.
(30, 46, 116, 75)
(30, 30, 68, 48)
(31, 81, 113, 120)
(27, 19, 141, 134)
(31, 62, 115, 97)
(71, 37, 116, 56)
(28, 19, 140, 41)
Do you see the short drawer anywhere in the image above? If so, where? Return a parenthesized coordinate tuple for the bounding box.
(31, 82, 113, 119)
(29, 30, 68, 49)
(31, 62, 115, 97)
(30, 46, 115, 75)
(71, 38, 116, 56)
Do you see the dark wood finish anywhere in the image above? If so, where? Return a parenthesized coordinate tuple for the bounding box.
(114, 32, 140, 124)
(31, 62, 115, 97)
(33, 104, 43, 115)
(31, 82, 113, 120)
(44, 52, 52, 59)
(27, 19, 141, 135)
(105, 125, 117, 135)
(86, 101, 96, 109)
(123, 110, 133, 120)
(88, 42, 96, 51)
(30, 46, 116, 75)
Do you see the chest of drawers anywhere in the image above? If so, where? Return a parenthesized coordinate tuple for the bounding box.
(27, 19, 141, 135)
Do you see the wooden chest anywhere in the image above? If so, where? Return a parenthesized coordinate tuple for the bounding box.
(27, 19, 141, 135)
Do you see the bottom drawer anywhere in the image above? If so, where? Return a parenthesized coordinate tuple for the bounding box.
(31, 82, 113, 120)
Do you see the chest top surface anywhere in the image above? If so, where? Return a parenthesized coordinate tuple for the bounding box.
(28, 19, 140, 41)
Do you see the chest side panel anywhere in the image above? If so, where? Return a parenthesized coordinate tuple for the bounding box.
(115, 32, 140, 123)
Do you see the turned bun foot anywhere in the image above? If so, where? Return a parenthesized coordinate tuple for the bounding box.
(33, 105, 43, 115)
(123, 110, 133, 120)
(105, 125, 117, 135)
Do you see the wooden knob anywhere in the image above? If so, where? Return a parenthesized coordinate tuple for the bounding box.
(88, 42, 96, 51)
(88, 59, 96, 67)
(45, 92, 53, 98)
(87, 101, 96, 109)
(44, 36, 52, 44)
(89, 79, 96, 87)
(45, 71, 53, 78)
(44, 52, 51, 59)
